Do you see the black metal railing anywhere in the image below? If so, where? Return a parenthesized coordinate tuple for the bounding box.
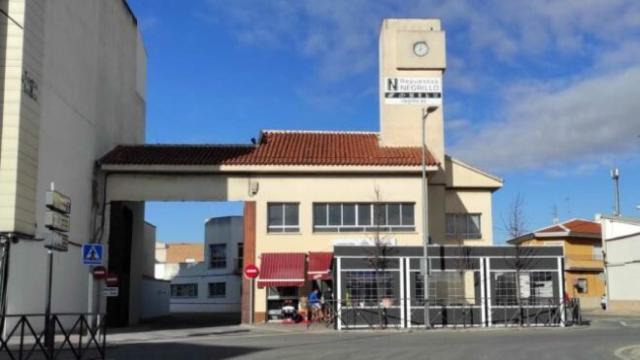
(310, 298, 582, 330)
(0, 313, 106, 360)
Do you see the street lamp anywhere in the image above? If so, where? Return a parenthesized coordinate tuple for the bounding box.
(422, 105, 438, 329)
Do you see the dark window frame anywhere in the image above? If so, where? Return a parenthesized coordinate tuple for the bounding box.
(170, 283, 198, 298)
(445, 213, 482, 239)
(267, 202, 300, 233)
(208, 282, 226, 298)
(313, 202, 415, 233)
(209, 244, 227, 269)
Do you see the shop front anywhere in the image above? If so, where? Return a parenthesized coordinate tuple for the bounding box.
(334, 245, 566, 329)
(258, 252, 334, 322)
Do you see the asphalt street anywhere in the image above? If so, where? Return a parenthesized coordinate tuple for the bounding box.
(107, 315, 640, 360)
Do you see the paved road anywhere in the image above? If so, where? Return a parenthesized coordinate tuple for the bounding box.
(107, 316, 640, 360)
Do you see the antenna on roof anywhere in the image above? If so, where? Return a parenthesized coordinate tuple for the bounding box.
(552, 204, 559, 224)
(611, 168, 621, 216)
(250, 137, 257, 145)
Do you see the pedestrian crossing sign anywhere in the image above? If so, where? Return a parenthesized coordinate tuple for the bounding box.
(82, 244, 103, 265)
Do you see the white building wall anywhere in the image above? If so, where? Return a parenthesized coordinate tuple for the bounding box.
(170, 216, 243, 313)
(140, 277, 170, 319)
(600, 216, 640, 306)
(2, 0, 145, 321)
(605, 231, 640, 301)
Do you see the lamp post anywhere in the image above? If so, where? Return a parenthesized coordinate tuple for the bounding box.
(422, 105, 438, 329)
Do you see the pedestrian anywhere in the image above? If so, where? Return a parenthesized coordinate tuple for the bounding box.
(600, 294, 608, 310)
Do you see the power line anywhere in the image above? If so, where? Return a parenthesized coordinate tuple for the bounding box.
(0, 8, 24, 29)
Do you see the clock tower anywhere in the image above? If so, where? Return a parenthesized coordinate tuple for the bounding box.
(378, 19, 447, 167)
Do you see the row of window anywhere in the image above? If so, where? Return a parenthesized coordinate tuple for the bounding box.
(208, 243, 243, 269)
(170, 282, 227, 298)
(267, 202, 482, 238)
(341, 270, 554, 307)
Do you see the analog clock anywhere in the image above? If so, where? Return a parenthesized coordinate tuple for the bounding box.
(413, 41, 429, 57)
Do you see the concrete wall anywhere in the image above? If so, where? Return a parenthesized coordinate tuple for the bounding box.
(140, 277, 169, 320)
(0, 0, 44, 235)
(142, 222, 156, 278)
(606, 232, 640, 301)
(170, 269, 242, 313)
(1, 0, 145, 322)
(378, 19, 446, 162)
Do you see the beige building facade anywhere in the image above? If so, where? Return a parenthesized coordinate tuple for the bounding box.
(0, 0, 147, 329)
(98, 19, 502, 323)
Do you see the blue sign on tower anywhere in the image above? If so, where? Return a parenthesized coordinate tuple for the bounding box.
(82, 244, 103, 265)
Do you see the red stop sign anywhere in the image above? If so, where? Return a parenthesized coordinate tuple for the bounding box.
(105, 273, 119, 286)
(244, 264, 260, 279)
(92, 266, 107, 279)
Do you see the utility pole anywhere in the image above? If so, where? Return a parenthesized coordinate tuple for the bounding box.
(611, 168, 620, 216)
(421, 106, 437, 329)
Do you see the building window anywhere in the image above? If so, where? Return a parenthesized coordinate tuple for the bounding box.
(236, 243, 244, 271)
(445, 213, 481, 239)
(209, 244, 227, 269)
(267, 203, 299, 233)
(528, 272, 554, 305)
(313, 203, 415, 232)
(592, 244, 603, 260)
(494, 272, 517, 306)
(208, 282, 226, 298)
(576, 278, 588, 294)
(171, 283, 198, 298)
(414, 272, 474, 306)
(345, 271, 394, 307)
(493, 271, 554, 306)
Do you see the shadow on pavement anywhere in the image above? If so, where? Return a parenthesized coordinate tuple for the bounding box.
(109, 341, 265, 360)
(109, 312, 241, 334)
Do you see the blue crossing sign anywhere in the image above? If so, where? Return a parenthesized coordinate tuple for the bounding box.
(82, 244, 103, 265)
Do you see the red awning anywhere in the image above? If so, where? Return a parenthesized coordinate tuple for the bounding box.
(307, 252, 333, 281)
(257, 253, 306, 288)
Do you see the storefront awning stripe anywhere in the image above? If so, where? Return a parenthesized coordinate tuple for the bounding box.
(307, 252, 333, 280)
(257, 253, 306, 288)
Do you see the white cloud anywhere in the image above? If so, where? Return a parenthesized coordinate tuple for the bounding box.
(202, 0, 640, 85)
(449, 66, 640, 172)
(445, 118, 470, 132)
(200, 0, 640, 170)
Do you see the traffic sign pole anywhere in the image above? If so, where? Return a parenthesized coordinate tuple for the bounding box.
(44, 234, 54, 354)
(243, 264, 260, 324)
(250, 278, 254, 324)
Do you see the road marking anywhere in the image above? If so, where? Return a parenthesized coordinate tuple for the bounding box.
(620, 321, 640, 328)
(615, 345, 640, 360)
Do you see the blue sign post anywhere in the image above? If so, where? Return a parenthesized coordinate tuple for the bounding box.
(82, 244, 103, 265)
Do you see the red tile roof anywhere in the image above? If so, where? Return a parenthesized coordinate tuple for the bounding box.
(560, 219, 601, 234)
(508, 219, 601, 244)
(538, 225, 566, 233)
(99, 130, 438, 167)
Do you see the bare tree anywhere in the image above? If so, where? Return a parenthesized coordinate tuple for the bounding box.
(364, 186, 396, 329)
(502, 194, 535, 325)
(504, 194, 527, 239)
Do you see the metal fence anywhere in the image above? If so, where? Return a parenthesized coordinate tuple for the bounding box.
(314, 298, 581, 330)
(0, 313, 106, 360)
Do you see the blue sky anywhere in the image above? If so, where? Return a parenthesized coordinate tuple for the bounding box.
(128, 0, 640, 243)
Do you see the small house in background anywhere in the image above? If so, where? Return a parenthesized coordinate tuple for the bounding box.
(507, 219, 604, 309)
(155, 242, 205, 281)
(599, 215, 640, 313)
(170, 216, 244, 314)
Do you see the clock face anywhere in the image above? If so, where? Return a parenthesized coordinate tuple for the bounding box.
(413, 41, 429, 57)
